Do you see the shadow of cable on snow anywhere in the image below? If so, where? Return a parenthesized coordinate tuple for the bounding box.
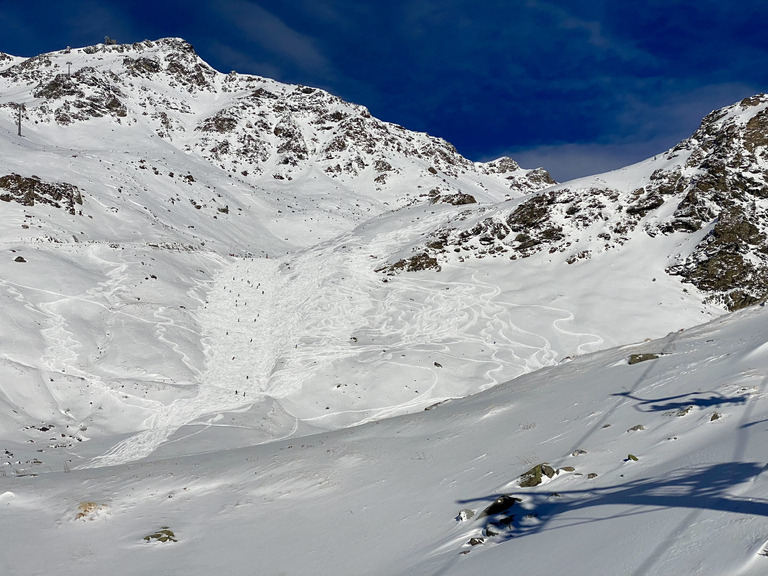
(563, 331, 682, 460)
(741, 417, 768, 430)
(456, 462, 768, 547)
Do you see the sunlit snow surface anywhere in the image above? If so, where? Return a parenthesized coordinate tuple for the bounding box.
(0, 41, 766, 575)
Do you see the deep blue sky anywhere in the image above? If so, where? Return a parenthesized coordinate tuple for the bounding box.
(2, 1, 767, 181)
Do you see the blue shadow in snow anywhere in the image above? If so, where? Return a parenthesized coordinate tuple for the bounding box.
(458, 462, 768, 543)
(612, 390, 748, 413)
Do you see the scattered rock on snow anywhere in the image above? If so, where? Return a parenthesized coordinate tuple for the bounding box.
(467, 537, 484, 546)
(75, 501, 108, 521)
(518, 463, 557, 487)
(478, 494, 522, 518)
(143, 527, 177, 543)
(628, 353, 660, 364)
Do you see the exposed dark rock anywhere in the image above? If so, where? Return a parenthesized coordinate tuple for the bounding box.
(518, 463, 557, 487)
(667, 204, 768, 310)
(378, 252, 441, 274)
(0, 174, 83, 214)
(480, 157, 556, 191)
(143, 527, 177, 543)
(467, 537, 484, 546)
(626, 192, 664, 216)
(33, 74, 85, 99)
(198, 112, 238, 133)
(123, 56, 162, 77)
(441, 192, 476, 205)
(479, 495, 522, 518)
(628, 354, 659, 365)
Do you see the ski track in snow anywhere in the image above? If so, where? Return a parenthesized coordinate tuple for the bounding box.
(85, 254, 304, 467)
(4, 246, 144, 409)
(86, 228, 603, 466)
(0, 243, 215, 467)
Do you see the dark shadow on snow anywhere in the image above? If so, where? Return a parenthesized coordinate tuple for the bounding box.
(612, 390, 748, 413)
(457, 462, 768, 544)
(741, 417, 768, 430)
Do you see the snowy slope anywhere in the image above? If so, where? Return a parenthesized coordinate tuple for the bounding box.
(0, 38, 767, 576)
(1, 303, 767, 576)
(0, 38, 559, 469)
(0, 37, 730, 471)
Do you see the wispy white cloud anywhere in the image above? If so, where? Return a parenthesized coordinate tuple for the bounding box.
(523, 0, 659, 67)
(62, 1, 135, 46)
(501, 140, 672, 183)
(203, 40, 284, 79)
(497, 80, 762, 182)
(0, 1, 131, 55)
(213, 0, 330, 76)
(525, 0, 610, 48)
(608, 80, 762, 144)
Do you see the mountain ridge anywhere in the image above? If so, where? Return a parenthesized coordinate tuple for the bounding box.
(386, 93, 768, 310)
(0, 38, 552, 214)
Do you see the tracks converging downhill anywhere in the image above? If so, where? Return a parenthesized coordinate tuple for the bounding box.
(83, 221, 603, 466)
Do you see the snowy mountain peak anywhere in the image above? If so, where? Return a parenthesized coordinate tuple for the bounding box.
(0, 38, 555, 260)
(0, 37, 552, 208)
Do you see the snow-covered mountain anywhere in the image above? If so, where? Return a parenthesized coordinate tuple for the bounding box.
(0, 38, 552, 253)
(396, 94, 768, 311)
(1, 38, 767, 576)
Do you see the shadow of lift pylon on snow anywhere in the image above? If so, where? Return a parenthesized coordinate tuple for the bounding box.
(457, 461, 768, 545)
(612, 390, 749, 413)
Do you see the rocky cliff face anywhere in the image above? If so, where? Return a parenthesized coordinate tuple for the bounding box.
(658, 96, 768, 309)
(386, 95, 768, 310)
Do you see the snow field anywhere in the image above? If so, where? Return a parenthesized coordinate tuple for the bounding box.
(77, 190, 727, 467)
(130, 217, 615, 458)
(2, 305, 767, 576)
